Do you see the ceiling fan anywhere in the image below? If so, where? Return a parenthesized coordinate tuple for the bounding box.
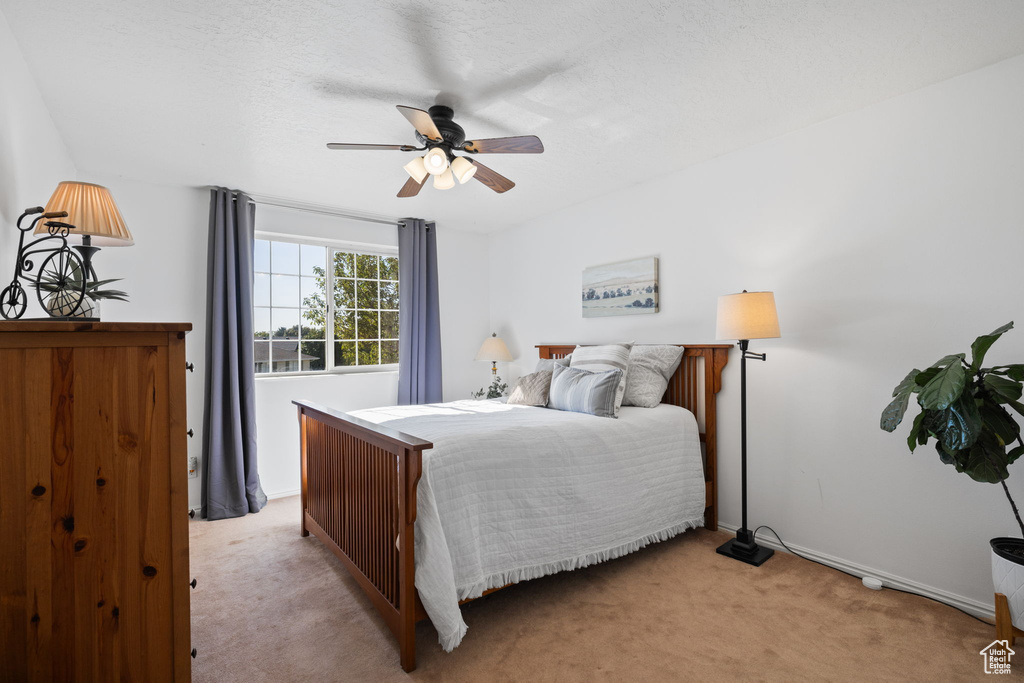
(327, 105, 544, 197)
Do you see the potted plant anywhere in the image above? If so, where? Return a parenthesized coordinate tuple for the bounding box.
(38, 261, 128, 319)
(471, 375, 509, 400)
(880, 322, 1024, 625)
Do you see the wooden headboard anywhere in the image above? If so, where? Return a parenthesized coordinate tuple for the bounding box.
(536, 344, 730, 530)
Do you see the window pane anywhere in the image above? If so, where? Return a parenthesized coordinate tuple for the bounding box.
(300, 341, 326, 371)
(381, 256, 398, 281)
(334, 341, 356, 367)
(271, 274, 300, 307)
(255, 240, 270, 273)
(254, 273, 270, 307)
(334, 308, 355, 340)
(334, 251, 354, 278)
(272, 308, 299, 339)
(357, 311, 378, 340)
(381, 340, 399, 364)
(299, 321, 323, 339)
(356, 280, 379, 310)
(380, 311, 399, 339)
(254, 307, 271, 339)
(358, 341, 380, 365)
(272, 241, 300, 275)
(356, 254, 378, 279)
(380, 281, 399, 310)
(254, 341, 270, 374)
(300, 276, 321, 308)
(272, 340, 299, 372)
(334, 278, 354, 309)
(300, 244, 326, 277)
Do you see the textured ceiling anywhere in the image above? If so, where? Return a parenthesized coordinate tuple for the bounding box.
(4, 0, 1024, 233)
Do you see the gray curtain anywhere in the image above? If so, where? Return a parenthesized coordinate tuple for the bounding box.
(202, 188, 267, 520)
(397, 219, 443, 404)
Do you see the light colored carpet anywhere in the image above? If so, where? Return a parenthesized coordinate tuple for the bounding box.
(190, 497, 1004, 682)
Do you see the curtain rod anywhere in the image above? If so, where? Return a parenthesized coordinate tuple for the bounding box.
(203, 187, 409, 227)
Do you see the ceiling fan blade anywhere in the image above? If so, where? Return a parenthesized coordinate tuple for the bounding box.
(463, 136, 544, 154)
(397, 175, 428, 198)
(470, 160, 515, 193)
(396, 105, 443, 142)
(327, 143, 418, 151)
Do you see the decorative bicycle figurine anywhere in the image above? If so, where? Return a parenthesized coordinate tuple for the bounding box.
(0, 206, 89, 320)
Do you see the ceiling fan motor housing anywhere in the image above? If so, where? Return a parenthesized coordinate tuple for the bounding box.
(415, 105, 465, 154)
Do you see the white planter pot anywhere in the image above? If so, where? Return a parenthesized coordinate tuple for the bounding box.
(992, 537, 1024, 628)
(45, 293, 96, 319)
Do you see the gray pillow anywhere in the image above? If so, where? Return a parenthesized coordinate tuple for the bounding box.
(569, 342, 633, 416)
(507, 370, 553, 407)
(623, 345, 685, 408)
(535, 355, 571, 373)
(548, 364, 622, 418)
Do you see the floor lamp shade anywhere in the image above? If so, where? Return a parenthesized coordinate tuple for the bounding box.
(35, 181, 134, 246)
(716, 291, 780, 341)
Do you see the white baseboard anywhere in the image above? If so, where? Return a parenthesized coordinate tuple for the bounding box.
(718, 522, 994, 621)
(266, 488, 300, 500)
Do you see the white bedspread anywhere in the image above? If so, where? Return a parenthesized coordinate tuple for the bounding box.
(350, 399, 705, 651)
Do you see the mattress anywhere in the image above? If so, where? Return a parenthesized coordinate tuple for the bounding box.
(350, 398, 705, 651)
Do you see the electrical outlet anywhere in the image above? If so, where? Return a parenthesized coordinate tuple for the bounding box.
(188, 456, 199, 479)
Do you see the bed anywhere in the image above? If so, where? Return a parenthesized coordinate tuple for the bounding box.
(294, 343, 729, 671)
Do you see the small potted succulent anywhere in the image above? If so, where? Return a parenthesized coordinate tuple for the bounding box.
(880, 322, 1024, 625)
(38, 261, 128, 319)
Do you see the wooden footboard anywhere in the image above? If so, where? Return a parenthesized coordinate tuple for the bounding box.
(294, 401, 431, 672)
(296, 343, 728, 672)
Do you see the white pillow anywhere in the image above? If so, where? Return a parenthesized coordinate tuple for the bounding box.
(569, 342, 633, 416)
(623, 345, 685, 408)
(535, 355, 571, 374)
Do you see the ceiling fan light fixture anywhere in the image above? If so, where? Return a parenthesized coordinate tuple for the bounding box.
(433, 169, 455, 190)
(403, 156, 429, 183)
(423, 147, 449, 175)
(450, 156, 477, 184)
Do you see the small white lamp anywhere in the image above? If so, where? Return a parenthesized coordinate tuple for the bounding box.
(474, 332, 513, 375)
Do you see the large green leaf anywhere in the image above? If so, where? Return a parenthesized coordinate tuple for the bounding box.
(938, 394, 983, 453)
(931, 354, 966, 369)
(963, 431, 1010, 483)
(918, 356, 966, 410)
(971, 322, 1014, 371)
(979, 399, 1022, 445)
(907, 411, 925, 452)
(1009, 444, 1024, 466)
(915, 367, 942, 386)
(990, 365, 1024, 381)
(984, 374, 1024, 404)
(880, 368, 922, 432)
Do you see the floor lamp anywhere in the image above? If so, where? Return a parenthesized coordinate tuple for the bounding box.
(715, 290, 780, 567)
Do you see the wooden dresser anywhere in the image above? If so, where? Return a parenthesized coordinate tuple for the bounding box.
(0, 322, 193, 682)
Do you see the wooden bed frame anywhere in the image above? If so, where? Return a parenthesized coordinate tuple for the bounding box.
(294, 343, 730, 672)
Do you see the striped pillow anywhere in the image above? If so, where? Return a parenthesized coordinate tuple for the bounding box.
(548, 365, 622, 418)
(570, 342, 633, 416)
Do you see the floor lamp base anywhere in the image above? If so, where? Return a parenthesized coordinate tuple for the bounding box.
(716, 536, 775, 567)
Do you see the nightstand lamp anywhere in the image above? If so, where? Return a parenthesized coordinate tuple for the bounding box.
(715, 290, 780, 567)
(475, 333, 513, 375)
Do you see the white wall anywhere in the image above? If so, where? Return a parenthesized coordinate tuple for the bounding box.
(488, 54, 1024, 610)
(0, 6, 76, 256)
(252, 204, 491, 499)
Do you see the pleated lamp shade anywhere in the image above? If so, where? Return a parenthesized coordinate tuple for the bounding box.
(35, 181, 134, 246)
(716, 291, 781, 341)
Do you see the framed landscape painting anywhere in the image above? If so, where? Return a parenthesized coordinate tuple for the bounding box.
(582, 257, 659, 318)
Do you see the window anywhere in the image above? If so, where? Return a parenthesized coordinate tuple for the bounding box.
(254, 237, 399, 375)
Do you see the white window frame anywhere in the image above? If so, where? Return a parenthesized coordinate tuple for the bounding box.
(254, 231, 399, 378)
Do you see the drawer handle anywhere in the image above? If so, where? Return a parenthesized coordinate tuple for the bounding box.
(187, 428, 194, 438)
(191, 648, 197, 659)
(189, 509, 195, 519)
(190, 578, 197, 589)
(186, 362, 195, 372)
